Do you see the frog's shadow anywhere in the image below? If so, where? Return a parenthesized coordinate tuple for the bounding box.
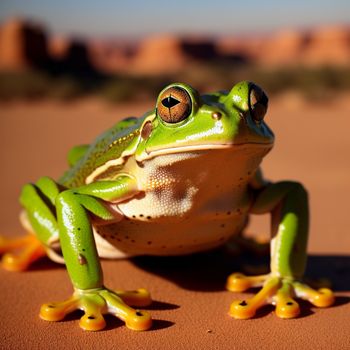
(130, 248, 350, 293)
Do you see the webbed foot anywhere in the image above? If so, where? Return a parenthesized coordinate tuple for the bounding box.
(0, 234, 46, 271)
(227, 273, 335, 319)
(40, 287, 152, 331)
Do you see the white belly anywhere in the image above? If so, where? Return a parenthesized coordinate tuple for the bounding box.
(94, 147, 264, 258)
(94, 211, 248, 258)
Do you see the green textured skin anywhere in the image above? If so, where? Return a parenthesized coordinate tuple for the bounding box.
(67, 145, 89, 167)
(55, 175, 138, 289)
(251, 181, 309, 278)
(59, 116, 143, 188)
(19, 81, 309, 294)
(20, 178, 60, 244)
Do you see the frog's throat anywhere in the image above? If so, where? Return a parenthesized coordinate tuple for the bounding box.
(140, 141, 273, 161)
(85, 141, 273, 185)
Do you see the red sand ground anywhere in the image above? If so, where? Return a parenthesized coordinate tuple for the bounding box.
(0, 94, 349, 349)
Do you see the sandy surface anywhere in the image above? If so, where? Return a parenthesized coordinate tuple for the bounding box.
(0, 94, 349, 349)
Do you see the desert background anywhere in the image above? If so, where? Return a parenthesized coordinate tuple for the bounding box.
(0, 1, 349, 349)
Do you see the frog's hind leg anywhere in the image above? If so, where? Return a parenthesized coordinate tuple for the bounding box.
(227, 181, 335, 319)
(0, 177, 61, 271)
(0, 215, 47, 271)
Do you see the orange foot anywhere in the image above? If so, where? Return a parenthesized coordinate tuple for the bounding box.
(40, 288, 152, 331)
(227, 272, 335, 319)
(0, 234, 46, 271)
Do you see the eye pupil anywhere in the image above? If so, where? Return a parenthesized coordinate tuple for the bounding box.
(161, 96, 180, 108)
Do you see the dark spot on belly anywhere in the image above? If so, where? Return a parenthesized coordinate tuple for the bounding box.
(77, 227, 81, 231)
(221, 224, 225, 228)
(226, 211, 231, 215)
(147, 241, 152, 245)
(132, 215, 136, 218)
(131, 240, 136, 243)
(139, 214, 144, 218)
(124, 235, 129, 239)
(146, 216, 152, 220)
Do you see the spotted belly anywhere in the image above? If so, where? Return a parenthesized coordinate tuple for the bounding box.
(93, 210, 248, 258)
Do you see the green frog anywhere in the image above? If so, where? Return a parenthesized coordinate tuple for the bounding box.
(0, 81, 334, 331)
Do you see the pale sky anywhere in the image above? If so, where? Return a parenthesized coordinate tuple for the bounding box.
(0, 0, 349, 38)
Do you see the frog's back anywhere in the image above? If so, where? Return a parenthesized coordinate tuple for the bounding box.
(59, 116, 144, 188)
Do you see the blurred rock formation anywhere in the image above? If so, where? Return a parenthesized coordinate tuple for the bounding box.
(302, 26, 350, 66)
(49, 36, 95, 74)
(0, 17, 97, 75)
(0, 17, 349, 76)
(0, 17, 50, 71)
(131, 34, 186, 74)
(257, 30, 310, 66)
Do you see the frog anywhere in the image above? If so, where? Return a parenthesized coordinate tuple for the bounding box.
(0, 81, 334, 331)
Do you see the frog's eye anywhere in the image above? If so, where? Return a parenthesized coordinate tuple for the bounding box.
(157, 86, 192, 123)
(249, 84, 268, 122)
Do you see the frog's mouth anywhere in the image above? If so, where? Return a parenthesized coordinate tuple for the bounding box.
(139, 141, 274, 161)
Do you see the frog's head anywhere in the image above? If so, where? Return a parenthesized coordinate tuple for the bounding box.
(135, 81, 274, 161)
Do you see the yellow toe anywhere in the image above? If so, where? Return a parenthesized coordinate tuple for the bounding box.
(125, 309, 152, 331)
(226, 273, 268, 292)
(310, 288, 335, 308)
(276, 300, 300, 318)
(229, 300, 257, 319)
(40, 297, 78, 321)
(115, 288, 152, 307)
(79, 313, 106, 331)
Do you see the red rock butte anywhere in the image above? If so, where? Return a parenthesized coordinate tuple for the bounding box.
(0, 17, 95, 74)
(0, 17, 50, 71)
(0, 17, 349, 74)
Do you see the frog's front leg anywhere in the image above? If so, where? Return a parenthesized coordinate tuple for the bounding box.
(227, 181, 335, 319)
(40, 176, 152, 331)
